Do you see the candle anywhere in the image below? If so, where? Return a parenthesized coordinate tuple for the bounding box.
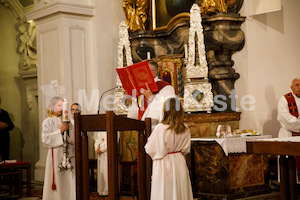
(184, 44, 188, 59)
(147, 52, 151, 60)
(64, 128, 67, 141)
(62, 101, 69, 122)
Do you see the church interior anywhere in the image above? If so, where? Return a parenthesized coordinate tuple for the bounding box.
(0, 0, 300, 199)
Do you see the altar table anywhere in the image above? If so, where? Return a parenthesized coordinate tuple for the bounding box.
(189, 135, 272, 199)
(247, 136, 300, 200)
(191, 135, 272, 156)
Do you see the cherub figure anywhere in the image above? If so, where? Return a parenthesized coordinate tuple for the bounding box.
(200, 0, 227, 14)
(122, 0, 149, 32)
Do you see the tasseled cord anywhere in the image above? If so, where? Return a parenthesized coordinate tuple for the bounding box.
(52, 148, 56, 190)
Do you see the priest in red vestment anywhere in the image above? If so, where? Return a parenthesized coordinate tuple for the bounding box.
(278, 77, 300, 138)
(277, 77, 300, 182)
(127, 60, 176, 127)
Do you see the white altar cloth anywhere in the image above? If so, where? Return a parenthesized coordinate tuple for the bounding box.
(191, 135, 272, 156)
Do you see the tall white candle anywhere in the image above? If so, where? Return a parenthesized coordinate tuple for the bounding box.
(62, 101, 69, 122)
(147, 52, 151, 60)
(184, 44, 188, 58)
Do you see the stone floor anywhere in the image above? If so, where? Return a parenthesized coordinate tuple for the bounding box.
(0, 179, 290, 200)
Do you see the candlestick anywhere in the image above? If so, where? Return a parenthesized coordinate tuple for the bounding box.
(62, 101, 69, 122)
(147, 52, 151, 60)
(184, 44, 188, 59)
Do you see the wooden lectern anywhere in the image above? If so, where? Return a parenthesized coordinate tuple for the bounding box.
(74, 111, 152, 200)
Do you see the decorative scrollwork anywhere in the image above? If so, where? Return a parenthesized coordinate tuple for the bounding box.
(184, 4, 214, 112)
(17, 21, 37, 70)
(184, 82, 214, 111)
(1, 1, 37, 71)
(200, 0, 227, 14)
(186, 4, 208, 79)
(115, 21, 134, 115)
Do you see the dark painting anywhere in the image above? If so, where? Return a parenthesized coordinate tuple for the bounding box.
(153, 0, 194, 29)
(152, 0, 243, 30)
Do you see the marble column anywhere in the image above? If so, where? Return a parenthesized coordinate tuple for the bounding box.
(203, 13, 245, 112)
(26, 0, 96, 181)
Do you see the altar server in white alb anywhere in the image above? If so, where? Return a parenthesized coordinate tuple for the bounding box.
(94, 131, 108, 196)
(42, 97, 76, 200)
(127, 60, 176, 127)
(145, 97, 193, 200)
(278, 78, 300, 138)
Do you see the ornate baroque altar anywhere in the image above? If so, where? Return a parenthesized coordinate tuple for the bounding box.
(115, 0, 272, 199)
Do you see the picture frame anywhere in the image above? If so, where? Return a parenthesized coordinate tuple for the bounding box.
(151, 0, 194, 30)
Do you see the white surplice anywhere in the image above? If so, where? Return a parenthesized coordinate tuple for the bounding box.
(145, 123, 193, 200)
(277, 92, 300, 183)
(127, 77, 176, 127)
(277, 92, 300, 138)
(94, 131, 108, 196)
(42, 116, 76, 200)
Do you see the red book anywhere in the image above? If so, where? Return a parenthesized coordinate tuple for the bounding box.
(116, 60, 158, 96)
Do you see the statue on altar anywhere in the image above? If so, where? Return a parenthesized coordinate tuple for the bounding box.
(122, 0, 149, 32)
(200, 0, 227, 14)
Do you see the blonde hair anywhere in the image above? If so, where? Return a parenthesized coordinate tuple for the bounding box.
(161, 98, 187, 134)
(47, 96, 64, 117)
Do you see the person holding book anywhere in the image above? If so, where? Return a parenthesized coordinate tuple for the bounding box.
(41, 96, 76, 200)
(127, 60, 176, 126)
(145, 97, 193, 200)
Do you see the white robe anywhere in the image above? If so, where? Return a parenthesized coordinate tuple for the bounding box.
(277, 92, 300, 183)
(145, 123, 193, 200)
(94, 131, 108, 196)
(127, 77, 176, 127)
(277, 92, 300, 138)
(42, 116, 76, 200)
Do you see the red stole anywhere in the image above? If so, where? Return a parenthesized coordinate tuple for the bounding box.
(137, 81, 171, 120)
(284, 92, 300, 181)
(284, 92, 299, 136)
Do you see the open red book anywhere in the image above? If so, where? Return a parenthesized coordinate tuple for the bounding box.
(116, 60, 158, 96)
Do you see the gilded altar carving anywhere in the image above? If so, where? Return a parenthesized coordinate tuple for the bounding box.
(122, 0, 149, 32)
(200, 0, 227, 14)
(153, 55, 185, 97)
